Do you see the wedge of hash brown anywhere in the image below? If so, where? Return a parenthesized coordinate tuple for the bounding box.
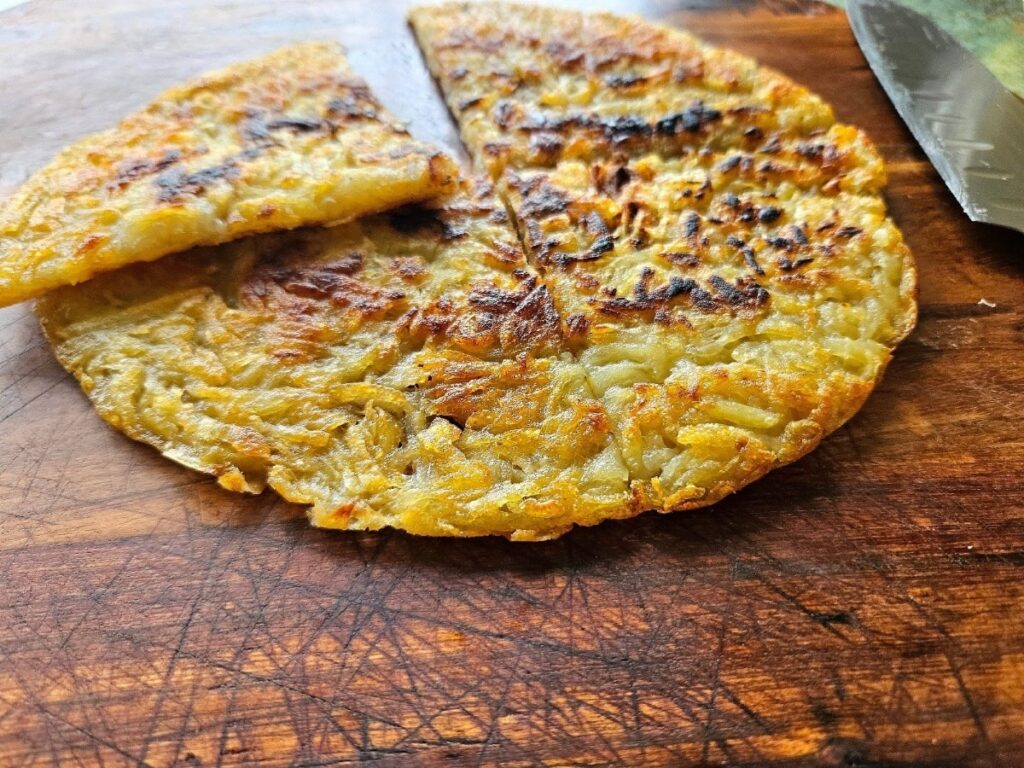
(0, 42, 457, 308)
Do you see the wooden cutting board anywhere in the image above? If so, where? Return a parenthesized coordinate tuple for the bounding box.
(1, 0, 1022, 765)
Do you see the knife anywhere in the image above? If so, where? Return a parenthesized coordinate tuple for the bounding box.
(847, 0, 1024, 235)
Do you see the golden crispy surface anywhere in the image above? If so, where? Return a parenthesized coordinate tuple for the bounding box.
(409, 3, 836, 174)
(0, 42, 457, 308)
(40, 185, 631, 540)
(411, 3, 916, 519)
(40, 6, 917, 539)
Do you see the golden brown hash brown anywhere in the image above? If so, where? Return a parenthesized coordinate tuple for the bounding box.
(0, 42, 457, 308)
(411, 3, 916, 515)
(38, 6, 916, 538)
(39, 184, 630, 540)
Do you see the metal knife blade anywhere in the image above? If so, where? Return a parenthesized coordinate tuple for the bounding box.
(847, 0, 1024, 235)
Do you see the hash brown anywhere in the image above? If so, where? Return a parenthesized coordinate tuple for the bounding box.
(38, 7, 917, 538)
(0, 42, 458, 308)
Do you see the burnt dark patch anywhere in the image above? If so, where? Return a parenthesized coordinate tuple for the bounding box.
(760, 135, 783, 155)
(683, 211, 701, 238)
(758, 205, 783, 223)
(266, 116, 326, 132)
(593, 163, 634, 197)
(565, 313, 591, 336)
(655, 101, 723, 135)
(709, 275, 769, 308)
(789, 224, 810, 246)
(662, 251, 699, 268)
(836, 225, 863, 239)
(325, 93, 379, 120)
(778, 256, 814, 271)
(156, 161, 240, 203)
(727, 236, 764, 275)
(109, 150, 182, 192)
(518, 182, 569, 218)
(605, 73, 648, 88)
(554, 234, 616, 265)
(529, 132, 564, 158)
(717, 155, 743, 173)
(493, 100, 519, 130)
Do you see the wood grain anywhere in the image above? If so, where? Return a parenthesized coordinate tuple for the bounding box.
(1, 0, 1023, 765)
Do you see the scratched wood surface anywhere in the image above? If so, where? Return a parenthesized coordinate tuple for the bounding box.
(1, 0, 1023, 765)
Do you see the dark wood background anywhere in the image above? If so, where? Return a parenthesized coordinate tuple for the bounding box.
(1, 0, 1022, 765)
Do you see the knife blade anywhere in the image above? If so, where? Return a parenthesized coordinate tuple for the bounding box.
(847, 0, 1024, 235)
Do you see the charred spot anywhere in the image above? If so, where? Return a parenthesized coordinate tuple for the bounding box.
(156, 161, 239, 203)
(247, 249, 404, 320)
(795, 141, 825, 159)
(582, 212, 611, 238)
(493, 100, 519, 130)
(694, 176, 713, 201)
(266, 116, 326, 132)
(490, 241, 523, 264)
(726, 236, 764, 275)
(108, 150, 182, 192)
(683, 211, 701, 238)
(597, 269, 700, 316)
(737, 206, 757, 223)
(662, 251, 699, 268)
(718, 155, 743, 173)
(789, 224, 810, 246)
(518, 181, 569, 218)
(389, 256, 426, 283)
(767, 236, 794, 250)
(592, 163, 634, 197)
(778, 256, 814, 271)
(605, 73, 648, 88)
(529, 132, 565, 158)
(565, 313, 591, 336)
(816, 220, 837, 232)
(722, 193, 740, 208)
(743, 126, 764, 141)
(836, 225, 863, 239)
(758, 205, 783, 223)
(545, 41, 585, 69)
(601, 115, 652, 144)
(655, 101, 722, 135)
(326, 96, 378, 120)
(760, 135, 783, 155)
(709, 275, 769, 308)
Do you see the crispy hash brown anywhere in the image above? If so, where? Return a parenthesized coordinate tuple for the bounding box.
(0, 42, 457, 308)
(412, 3, 916, 519)
(39, 6, 917, 539)
(39, 184, 631, 540)
(408, 3, 837, 174)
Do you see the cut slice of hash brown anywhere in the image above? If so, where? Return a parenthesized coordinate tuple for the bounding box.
(409, 2, 835, 174)
(0, 42, 458, 308)
(413, 4, 917, 518)
(38, 183, 631, 540)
